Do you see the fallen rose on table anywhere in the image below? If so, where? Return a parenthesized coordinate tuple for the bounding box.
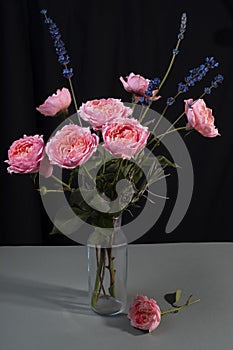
(127, 289, 200, 333)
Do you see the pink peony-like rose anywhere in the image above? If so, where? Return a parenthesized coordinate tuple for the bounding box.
(128, 295, 161, 333)
(184, 99, 220, 137)
(5, 135, 45, 174)
(36, 87, 72, 116)
(45, 124, 99, 169)
(102, 117, 150, 160)
(78, 98, 132, 130)
(120, 72, 161, 103)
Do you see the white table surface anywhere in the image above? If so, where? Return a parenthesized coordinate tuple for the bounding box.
(0, 243, 233, 350)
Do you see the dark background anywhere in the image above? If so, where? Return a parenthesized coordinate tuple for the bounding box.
(1, 0, 233, 245)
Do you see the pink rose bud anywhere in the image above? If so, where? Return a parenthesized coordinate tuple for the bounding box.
(78, 98, 132, 130)
(102, 117, 150, 159)
(5, 135, 45, 174)
(128, 295, 161, 333)
(120, 72, 161, 103)
(45, 124, 99, 169)
(36, 87, 72, 116)
(184, 98, 220, 137)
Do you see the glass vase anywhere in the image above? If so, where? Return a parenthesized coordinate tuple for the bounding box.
(87, 217, 128, 316)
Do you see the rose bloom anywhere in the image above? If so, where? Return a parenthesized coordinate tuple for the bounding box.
(78, 98, 132, 130)
(102, 117, 150, 160)
(185, 99, 220, 137)
(120, 72, 161, 103)
(5, 134, 45, 174)
(128, 295, 161, 333)
(45, 124, 99, 169)
(36, 87, 72, 116)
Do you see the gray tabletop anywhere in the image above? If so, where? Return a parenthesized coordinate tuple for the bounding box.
(0, 243, 233, 350)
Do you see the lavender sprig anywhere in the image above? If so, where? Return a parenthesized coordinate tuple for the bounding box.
(158, 12, 187, 94)
(40, 9, 82, 126)
(40, 9, 73, 79)
(166, 56, 220, 106)
(204, 74, 224, 94)
(141, 77, 161, 105)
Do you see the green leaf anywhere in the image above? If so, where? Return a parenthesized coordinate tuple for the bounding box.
(157, 155, 180, 168)
(164, 289, 183, 306)
(131, 167, 143, 185)
(97, 172, 115, 183)
(90, 213, 115, 228)
(175, 289, 182, 303)
(129, 204, 141, 209)
(69, 188, 94, 210)
(122, 163, 134, 177)
(103, 159, 119, 172)
(68, 167, 79, 186)
(49, 225, 62, 235)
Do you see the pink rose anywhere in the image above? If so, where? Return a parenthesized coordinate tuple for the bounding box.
(36, 87, 72, 116)
(102, 117, 150, 159)
(120, 72, 161, 103)
(39, 154, 53, 178)
(184, 99, 220, 137)
(128, 295, 161, 333)
(78, 98, 132, 130)
(5, 135, 45, 174)
(45, 124, 99, 169)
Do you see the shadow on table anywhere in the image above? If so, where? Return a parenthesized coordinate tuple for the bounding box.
(0, 274, 92, 315)
(0, 274, 147, 335)
(102, 312, 144, 336)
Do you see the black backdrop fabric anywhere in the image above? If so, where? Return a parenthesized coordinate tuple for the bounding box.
(1, 0, 233, 245)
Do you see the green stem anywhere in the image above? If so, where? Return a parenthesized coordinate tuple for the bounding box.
(131, 101, 137, 116)
(146, 126, 186, 148)
(161, 298, 200, 316)
(91, 247, 107, 307)
(138, 105, 148, 123)
(158, 40, 181, 94)
(197, 91, 206, 100)
(51, 174, 71, 190)
(64, 63, 82, 127)
(143, 113, 186, 166)
(161, 92, 180, 119)
(38, 189, 69, 193)
(151, 91, 181, 136)
(107, 246, 116, 297)
(140, 38, 182, 122)
(97, 249, 107, 297)
(156, 126, 187, 139)
(82, 165, 96, 185)
(150, 115, 185, 155)
(102, 148, 107, 175)
(115, 159, 124, 182)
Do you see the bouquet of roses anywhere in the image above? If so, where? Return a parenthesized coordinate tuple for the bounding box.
(4, 9, 222, 326)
